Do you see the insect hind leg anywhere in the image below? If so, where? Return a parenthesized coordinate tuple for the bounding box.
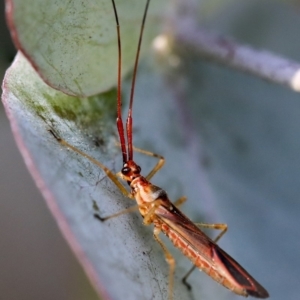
(153, 227, 175, 300)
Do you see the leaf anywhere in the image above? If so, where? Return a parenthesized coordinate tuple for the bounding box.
(6, 0, 165, 96)
(2, 52, 197, 300)
(3, 1, 300, 300)
(178, 2, 300, 300)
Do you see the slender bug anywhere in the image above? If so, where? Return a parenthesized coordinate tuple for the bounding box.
(51, 0, 269, 299)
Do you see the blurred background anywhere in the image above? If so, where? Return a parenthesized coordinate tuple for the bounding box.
(1, 0, 300, 300)
(0, 2, 99, 300)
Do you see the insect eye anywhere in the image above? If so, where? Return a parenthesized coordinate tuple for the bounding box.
(122, 167, 130, 175)
(133, 165, 141, 174)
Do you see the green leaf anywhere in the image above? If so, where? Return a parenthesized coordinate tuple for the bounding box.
(6, 0, 165, 96)
(2, 52, 197, 300)
(3, 1, 300, 300)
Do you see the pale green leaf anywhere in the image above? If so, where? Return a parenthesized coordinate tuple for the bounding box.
(6, 0, 165, 96)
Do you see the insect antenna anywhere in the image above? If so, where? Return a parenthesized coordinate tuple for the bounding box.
(111, 0, 127, 163)
(111, 0, 151, 163)
(126, 0, 151, 161)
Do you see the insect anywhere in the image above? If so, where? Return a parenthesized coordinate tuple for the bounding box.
(51, 0, 269, 299)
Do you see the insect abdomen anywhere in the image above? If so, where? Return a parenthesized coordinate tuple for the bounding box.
(160, 223, 248, 297)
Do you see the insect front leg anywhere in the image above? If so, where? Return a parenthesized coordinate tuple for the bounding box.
(132, 146, 165, 180)
(50, 129, 130, 196)
(115, 143, 165, 180)
(49, 129, 139, 221)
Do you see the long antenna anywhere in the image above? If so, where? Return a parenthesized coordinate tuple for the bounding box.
(111, 0, 151, 163)
(126, 0, 151, 161)
(111, 0, 127, 163)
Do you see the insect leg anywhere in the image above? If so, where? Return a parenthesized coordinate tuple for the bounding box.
(194, 223, 228, 243)
(94, 205, 139, 222)
(49, 129, 133, 198)
(50, 130, 139, 222)
(182, 223, 228, 290)
(115, 142, 165, 180)
(173, 196, 187, 207)
(132, 146, 165, 180)
(142, 200, 175, 299)
(153, 227, 175, 300)
(142, 199, 165, 225)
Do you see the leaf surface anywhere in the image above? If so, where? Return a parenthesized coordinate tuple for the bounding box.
(2, 52, 195, 300)
(6, 0, 164, 96)
(3, 1, 300, 300)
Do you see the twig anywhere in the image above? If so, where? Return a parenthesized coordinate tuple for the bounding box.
(171, 0, 300, 92)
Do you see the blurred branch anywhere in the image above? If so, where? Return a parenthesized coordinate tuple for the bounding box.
(170, 0, 300, 92)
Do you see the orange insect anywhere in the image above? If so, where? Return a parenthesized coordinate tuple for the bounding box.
(51, 0, 269, 299)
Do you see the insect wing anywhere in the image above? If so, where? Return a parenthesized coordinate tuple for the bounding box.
(156, 204, 269, 298)
(213, 245, 269, 298)
(156, 203, 214, 259)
